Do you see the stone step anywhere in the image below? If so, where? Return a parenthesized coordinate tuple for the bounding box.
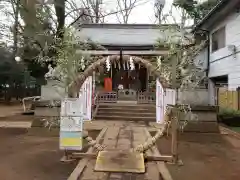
(98, 104, 155, 111)
(97, 107, 156, 113)
(94, 115, 156, 121)
(96, 103, 156, 122)
(97, 111, 156, 117)
(99, 103, 155, 108)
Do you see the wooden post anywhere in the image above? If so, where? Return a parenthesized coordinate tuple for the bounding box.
(144, 128, 173, 180)
(67, 128, 108, 180)
(170, 53, 179, 164)
(171, 107, 179, 164)
(93, 71, 96, 104)
(110, 64, 112, 78)
(146, 68, 149, 91)
(237, 87, 240, 110)
(61, 150, 75, 162)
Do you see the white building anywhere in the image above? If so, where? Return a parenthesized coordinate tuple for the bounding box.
(194, 0, 240, 104)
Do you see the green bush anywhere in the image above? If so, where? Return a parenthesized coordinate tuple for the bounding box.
(218, 108, 240, 117)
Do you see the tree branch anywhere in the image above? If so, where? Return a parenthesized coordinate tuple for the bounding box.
(68, 0, 149, 26)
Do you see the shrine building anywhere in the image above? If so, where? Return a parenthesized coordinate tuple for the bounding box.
(75, 23, 188, 101)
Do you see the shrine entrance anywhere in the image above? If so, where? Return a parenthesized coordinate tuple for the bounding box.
(69, 54, 168, 95)
(66, 55, 179, 179)
(111, 64, 147, 101)
(112, 65, 147, 92)
(69, 55, 169, 104)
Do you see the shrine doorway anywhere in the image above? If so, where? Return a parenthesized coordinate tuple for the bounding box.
(112, 65, 147, 92)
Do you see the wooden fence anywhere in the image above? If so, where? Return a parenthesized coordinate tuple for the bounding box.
(217, 87, 239, 110)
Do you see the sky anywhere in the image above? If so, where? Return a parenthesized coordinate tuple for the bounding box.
(103, 0, 202, 25)
(0, 0, 188, 26)
(104, 0, 177, 24)
(109, 0, 208, 24)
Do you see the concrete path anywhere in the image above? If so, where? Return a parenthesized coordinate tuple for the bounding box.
(0, 104, 22, 118)
(0, 121, 32, 128)
(70, 121, 170, 180)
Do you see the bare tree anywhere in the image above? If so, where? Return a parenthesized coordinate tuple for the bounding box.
(69, 0, 146, 25)
(0, 0, 15, 44)
(12, 0, 19, 57)
(82, 0, 103, 23)
(154, 2, 207, 109)
(68, 0, 104, 26)
(161, 2, 193, 27)
(115, 0, 137, 24)
(154, 0, 166, 24)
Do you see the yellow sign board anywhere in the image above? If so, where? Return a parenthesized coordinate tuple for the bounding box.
(60, 131, 82, 150)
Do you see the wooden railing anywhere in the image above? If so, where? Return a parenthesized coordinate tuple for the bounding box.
(96, 91, 118, 103)
(93, 91, 156, 104)
(137, 92, 156, 104)
(92, 92, 99, 119)
(118, 89, 137, 100)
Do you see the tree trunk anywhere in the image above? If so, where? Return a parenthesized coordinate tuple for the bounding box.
(54, 0, 65, 39)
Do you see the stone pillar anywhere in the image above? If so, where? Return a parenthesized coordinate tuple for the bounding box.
(32, 79, 64, 129)
(208, 79, 215, 105)
(41, 80, 65, 100)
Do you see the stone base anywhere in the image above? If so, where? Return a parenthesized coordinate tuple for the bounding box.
(181, 122, 219, 133)
(41, 80, 65, 100)
(95, 151, 145, 173)
(180, 105, 219, 133)
(60, 155, 76, 163)
(28, 127, 59, 137)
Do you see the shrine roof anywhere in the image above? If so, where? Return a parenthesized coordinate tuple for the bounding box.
(76, 23, 191, 46)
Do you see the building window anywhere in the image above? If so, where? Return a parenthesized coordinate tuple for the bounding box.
(211, 26, 226, 52)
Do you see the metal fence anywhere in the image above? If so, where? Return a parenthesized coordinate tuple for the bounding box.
(0, 84, 41, 102)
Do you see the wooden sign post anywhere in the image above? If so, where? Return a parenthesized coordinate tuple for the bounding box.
(60, 98, 83, 151)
